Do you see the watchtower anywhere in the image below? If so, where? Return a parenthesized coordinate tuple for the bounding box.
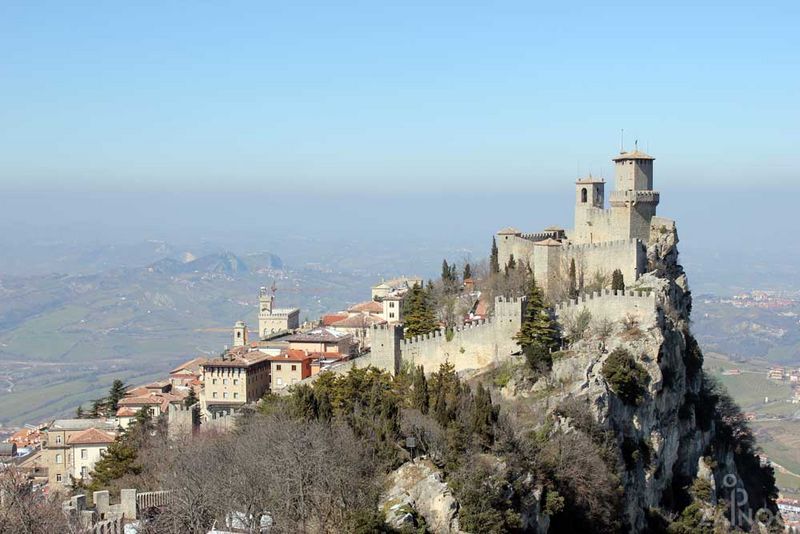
(610, 148, 660, 241)
(233, 321, 248, 347)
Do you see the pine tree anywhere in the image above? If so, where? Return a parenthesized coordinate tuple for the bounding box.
(568, 258, 579, 299)
(514, 274, 559, 351)
(75, 406, 84, 419)
(89, 398, 105, 418)
(88, 409, 152, 492)
(403, 283, 438, 338)
(490, 237, 500, 274)
(411, 365, 429, 414)
(107, 379, 127, 412)
(184, 386, 199, 407)
(612, 269, 625, 292)
(463, 263, 472, 280)
(441, 259, 451, 284)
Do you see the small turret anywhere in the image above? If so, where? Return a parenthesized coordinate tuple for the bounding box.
(233, 321, 247, 347)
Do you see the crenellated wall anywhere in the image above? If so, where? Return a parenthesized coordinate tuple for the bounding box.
(553, 289, 659, 325)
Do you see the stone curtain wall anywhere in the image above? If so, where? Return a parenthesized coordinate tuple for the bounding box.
(561, 239, 646, 288)
(554, 290, 658, 325)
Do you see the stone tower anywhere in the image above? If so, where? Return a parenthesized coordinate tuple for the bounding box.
(610, 149, 660, 242)
(258, 286, 274, 337)
(370, 324, 404, 375)
(233, 321, 248, 347)
(573, 175, 606, 243)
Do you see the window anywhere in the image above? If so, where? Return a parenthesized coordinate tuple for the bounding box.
(81, 466, 88, 478)
(223, 392, 228, 399)
(212, 379, 217, 385)
(233, 379, 238, 385)
(233, 392, 239, 399)
(80, 449, 88, 460)
(212, 392, 218, 398)
(389, 312, 395, 319)
(291, 365, 296, 371)
(389, 302, 395, 308)
(55, 454, 62, 464)
(56, 474, 62, 483)
(55, 435, 62, 445)
(276, 378, 283, 386)
(276, 365, 282, 371)
(581, 187, 588, 203)
(222, 378, 227, 385)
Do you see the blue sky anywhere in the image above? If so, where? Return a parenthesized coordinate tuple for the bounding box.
(1, 1, 797, 193)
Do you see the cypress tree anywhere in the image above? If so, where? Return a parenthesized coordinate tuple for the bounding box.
(490, 237, 500, 274)
(441, 259, 451, 284)
(403, 283, 438, 338)
(514, 274, 559, 351)
(463, 263, 472, 280)
(184, 386, 199, 407)
(411, 365, 429, 414)
(568, 258, 579, 299)
(504, 254, 516, 276)
(75, 405, 84, 419)
(612, 269, 625, 292)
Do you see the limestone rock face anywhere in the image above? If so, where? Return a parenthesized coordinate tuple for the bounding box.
(380, 458, 462, 534)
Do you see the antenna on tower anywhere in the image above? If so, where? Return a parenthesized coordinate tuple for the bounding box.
(620, 129, 624, 152)
(634, 139, 639, 151)
(270, 281, 277, 295)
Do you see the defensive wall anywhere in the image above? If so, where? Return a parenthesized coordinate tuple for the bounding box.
(559, 238, 646, 288)
(553, 289, 659, 326)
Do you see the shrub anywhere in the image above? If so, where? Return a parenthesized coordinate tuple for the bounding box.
(601, 348, 649, 406)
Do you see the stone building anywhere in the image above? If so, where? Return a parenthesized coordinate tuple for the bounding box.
(496, 148, 672, 298)
(257, 286, 300, 337)
(43, 419, 117, 491)
(199, 346, 271, 417)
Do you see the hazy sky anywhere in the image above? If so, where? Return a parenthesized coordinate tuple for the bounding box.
(1, 1, 797, 193)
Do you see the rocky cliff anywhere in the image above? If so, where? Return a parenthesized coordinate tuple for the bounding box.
(382, 223, 780, 533)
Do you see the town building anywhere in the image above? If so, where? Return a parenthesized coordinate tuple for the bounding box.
(258, 286, 300, 338)
(199, 346, 271, 416)
(43, 419, 117, 491)
(284, 327, 355, 355)
(267, 349, 316, 391)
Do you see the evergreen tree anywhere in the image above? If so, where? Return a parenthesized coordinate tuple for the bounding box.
(514, 274, 559, 351)
(107, 379, 127, 412)
(411, 365, 429, 414)
(568, 258, 579, 299)
(403, 283, 438, 338)
(463, 263, 472, 281)
(184, 386, 199, 407)
(89, 398, 105, 418)
(612, 269, 625, 292)
(504, 254, 516, 276)
(75, 405, 84, 419)
(88, 409, 153, 492)
(469, 383, 497, 448)
(441, 259, 451, 284)
(317, 391, 333, 422)
(490, 237, 500, 274)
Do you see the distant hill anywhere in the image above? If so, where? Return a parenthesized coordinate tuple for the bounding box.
(146, 252, 252, 275)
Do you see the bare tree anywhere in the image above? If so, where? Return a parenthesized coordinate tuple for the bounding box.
(0, 467, 83, 534)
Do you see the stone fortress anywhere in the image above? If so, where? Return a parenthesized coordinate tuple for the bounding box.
(360, 147, 674, 376)
(496, 146, 673, 299)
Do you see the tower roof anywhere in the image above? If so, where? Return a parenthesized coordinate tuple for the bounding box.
(576, 175, 605, 184)
(612, 150, 655, 161)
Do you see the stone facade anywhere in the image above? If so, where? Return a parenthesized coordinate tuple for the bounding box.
(258, 286, 300, 337)
(497, 149, 664, 298)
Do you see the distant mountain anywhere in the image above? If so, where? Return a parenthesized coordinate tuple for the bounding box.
(146, 252, 254, 275)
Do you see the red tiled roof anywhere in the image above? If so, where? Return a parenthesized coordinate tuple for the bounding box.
(170, 357, 208, 375)
(347, 301, 383, 314)
(330, 314, 386, 328)
(267, 349, 316, 363)
(322, 313, 349, 326)
(115, 407, 139, 417)
(67, 428, 116, 445)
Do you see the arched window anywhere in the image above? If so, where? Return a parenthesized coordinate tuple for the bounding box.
(581, 188, 588, 203)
